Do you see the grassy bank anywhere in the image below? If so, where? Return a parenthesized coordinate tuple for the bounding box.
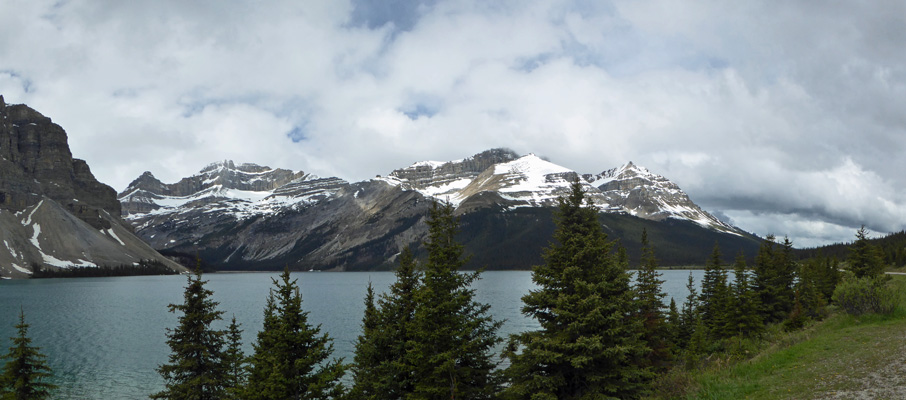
(652, 276, 906, 399)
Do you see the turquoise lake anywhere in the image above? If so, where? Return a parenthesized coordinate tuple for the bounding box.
(0, 270, 703, 399)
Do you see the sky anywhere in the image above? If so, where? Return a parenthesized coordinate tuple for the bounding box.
(1, 0, 904, 247)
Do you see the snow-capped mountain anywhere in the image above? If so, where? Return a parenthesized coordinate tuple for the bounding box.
(118, 148, 752, 271)
(381, 151, 603, 208)
(119, 160, 348, 224)
(377, 150, 737, 235)
(585, 162, 739, 234)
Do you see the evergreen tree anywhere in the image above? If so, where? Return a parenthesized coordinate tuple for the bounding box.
(0, 309, 55, 400)
(848, 226, 886, 278)
(348, 249, 423, 399)
(725, 252, 762, 337)
(634, 228, 671, 368)
(816, 255, 842, 302)
(347, 283, 383, 400)
(698, 243, 731, 339)
(752, 235, 796, 324)
(152, 270, 227, 400)
(408, 201, 502, 399)
(503, 179, 650, 400)
(222, 316, 246, 399)
(617, 244, 630, 270)
(245, 268, 345, 400)
(795, 261, 829, 320)
(377, 247, 420, 397)
(666, 298, 681, 347)
(676, 273, 699, 349)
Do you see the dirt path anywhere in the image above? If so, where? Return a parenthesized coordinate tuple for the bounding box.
(818, 333, 906, 399)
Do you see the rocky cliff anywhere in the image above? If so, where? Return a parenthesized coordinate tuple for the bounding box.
(0, 96, 121, 229)
(0, 96, 184, 278)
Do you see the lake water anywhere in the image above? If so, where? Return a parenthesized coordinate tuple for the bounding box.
(0, 270, 703, 399)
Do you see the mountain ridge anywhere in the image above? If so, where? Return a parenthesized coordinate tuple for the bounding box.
(118, 148, 755, 271)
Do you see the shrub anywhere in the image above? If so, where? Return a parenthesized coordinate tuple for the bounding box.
(831, 276, 897, 316)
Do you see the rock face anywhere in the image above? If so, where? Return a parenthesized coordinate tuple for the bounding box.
(584, 162, 738, 234)
(119, 160, 348, 220)
(121, 148, 753, 271)
(0, 96, 184, 278)
(0, 96, 120, 229)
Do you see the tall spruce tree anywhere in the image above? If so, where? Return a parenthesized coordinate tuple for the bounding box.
(848, 226, 886, 278)
(1, 309, 55, 400)
(725, 252, 762, 337)
(752, 235, 797, 324)
(666, 298, 681, 347)
(795, 261, 829, 321)
(222, 316, 246, 399)
(408, 201, 502, 399)
(347, 283, 382, 400)
(698, 243, 731, 339)
(245, 268, 345, 400)
(503, 179, 650, 400)
(348, 247, 421, 399)
(803, 254, 840, 303)
(152, 270, 227, 400)
(379, 247, 421, 397)
(676, 273, 699, 349)
(634, 228, 671, 368)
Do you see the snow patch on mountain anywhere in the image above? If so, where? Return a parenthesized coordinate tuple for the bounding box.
(381, 151, 741, 234)
(119, 161, 349, 223)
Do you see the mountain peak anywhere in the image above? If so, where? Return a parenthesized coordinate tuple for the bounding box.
(201, 160, 236, 173)
(199, 160, 274, 175)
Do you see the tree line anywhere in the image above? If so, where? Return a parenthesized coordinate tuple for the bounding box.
(2, 179, 895, 399)
(30, 260, 178, 279)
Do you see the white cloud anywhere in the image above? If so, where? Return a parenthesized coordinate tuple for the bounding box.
(1, 0, 904, 246)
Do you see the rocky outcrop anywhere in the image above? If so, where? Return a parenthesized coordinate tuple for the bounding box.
(381, 148, 520, 199)
(0, 96, 184, 278)
(0, 96, 120, 229)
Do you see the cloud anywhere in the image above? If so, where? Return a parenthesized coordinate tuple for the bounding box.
(1, 0, 904, 246)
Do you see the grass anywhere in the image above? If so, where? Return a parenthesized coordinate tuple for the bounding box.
(650, 276, 906, 400)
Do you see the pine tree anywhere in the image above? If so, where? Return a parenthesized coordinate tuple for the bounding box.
(666, 298, 681, 347)
(408, 201, 502, 399)
(245, 267, 346, 400)
(725, 252, 762, 337)
(0, 309, 56, 400)
(222, 316, 246, 399)
(676, 273, 699, 349)
(347, 283, 382, 400)
(848, 226, 886, 278)
(795, 261, 829, 321)
(503, 179, 650, 400)
(617, 244, 630, 270)
(634, 228, 671, 368)
(752, 235, 796, 324)
(815, 255, 842, 302)
(698, 243, 731, 339)
(348, 247, 421, 399)
(152, 270, 227, 400)
(379, 247, 420, 397)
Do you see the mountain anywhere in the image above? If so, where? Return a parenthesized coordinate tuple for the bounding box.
(119, 148, 759, 271)
(585, 161, 739, 235)
(0, 96, 185, 278)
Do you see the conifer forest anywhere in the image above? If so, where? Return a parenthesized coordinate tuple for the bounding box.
(2, 180, 899, 399)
